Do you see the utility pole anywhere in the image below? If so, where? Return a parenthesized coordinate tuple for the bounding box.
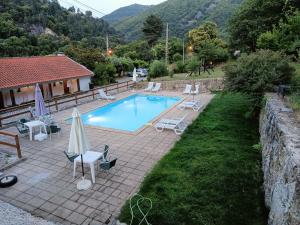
(106, 33, 109, 54)
(165, 23, 169, 65)
(182, 38, 185, 64)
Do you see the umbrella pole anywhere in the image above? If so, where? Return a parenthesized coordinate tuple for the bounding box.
(81, 154, 85, 178)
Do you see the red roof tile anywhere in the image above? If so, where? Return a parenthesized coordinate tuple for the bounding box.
(0, 55, 93, 89)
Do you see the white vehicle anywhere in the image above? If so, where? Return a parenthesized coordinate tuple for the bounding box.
(136, 68, 148, 77)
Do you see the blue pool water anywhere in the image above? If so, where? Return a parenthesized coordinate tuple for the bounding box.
(70, 94, 181, 132)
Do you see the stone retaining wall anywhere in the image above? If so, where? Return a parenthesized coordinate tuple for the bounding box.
(260, 94, 300, 225)
(137, 78, 224, 92)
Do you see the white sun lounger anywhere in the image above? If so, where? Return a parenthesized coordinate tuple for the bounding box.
(183, 84, 192, 95)
(191, 84, 200, 95)
(177, 101, 202, 111)
(151, 83, 161, 92)
(154, 114, 188, 135)
(98, 89, 115, 100)
(144, 82, 154, 91)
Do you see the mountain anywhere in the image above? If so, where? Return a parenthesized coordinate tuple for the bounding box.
(114, 0, 245, 41)
(0, 0, 121, 57)
(102, 4, 153, 24)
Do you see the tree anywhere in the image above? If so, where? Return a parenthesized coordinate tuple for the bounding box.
(228, 0, 300, 52)
(188, 22, 228, 64)
(64, 44, 105, 70)
(257, 11, 300, 58)
(142, 14, 163, 46)
(149, 60, 168, 78)
(93, 62, 116, 85)
(224, 50, 295, 116)
(115, 40, 153, 62)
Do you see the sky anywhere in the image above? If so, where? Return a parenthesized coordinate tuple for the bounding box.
(58, 0, 166, 16)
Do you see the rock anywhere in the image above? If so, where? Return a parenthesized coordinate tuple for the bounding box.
(260, 93, 300, 225)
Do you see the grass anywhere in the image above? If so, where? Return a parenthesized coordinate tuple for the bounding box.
(119, 93, 267, 225)
(287, 62, 300, 111)
(153, 64, 225, 81)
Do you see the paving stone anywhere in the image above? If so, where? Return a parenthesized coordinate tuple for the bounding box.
(62, 200, 80, 211)
(75, 204, 87, 214)
(32, 208, 50, 218)
(52, 206, 72, 219)
(38, 191, 55, 201)
(84, 198, 101, 209)
(28, 197, 46, 208)
(67, 211, 87, 225)
(49, 196, 68, 205)
(15, 193, 34, 203)
(82, 207, 95, 217)
(40, 202, 59, 213)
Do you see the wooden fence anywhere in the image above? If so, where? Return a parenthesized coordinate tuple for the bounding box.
(0, 80, 134, 127)
(0, 131, 22, 158)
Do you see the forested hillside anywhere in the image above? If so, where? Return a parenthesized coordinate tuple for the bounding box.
(0, 0, 121, 57)
(114, 0, 244, 41)
(102, 4, 153, 24)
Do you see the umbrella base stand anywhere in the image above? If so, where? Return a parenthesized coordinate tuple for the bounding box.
(77, 177, 92, 190)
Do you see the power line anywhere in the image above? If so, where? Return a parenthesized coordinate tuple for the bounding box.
(61, 0, 106, 17)
(73, 0, 106, 16)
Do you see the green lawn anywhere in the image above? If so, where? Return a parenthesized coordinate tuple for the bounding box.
(119, 93, 267, 225)
(287, 62, 300, 110)
(153, 64, 225, 81)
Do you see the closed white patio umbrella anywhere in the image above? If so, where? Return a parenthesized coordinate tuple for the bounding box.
(132, 67, 137, 82)
(68, 108, 91, 190)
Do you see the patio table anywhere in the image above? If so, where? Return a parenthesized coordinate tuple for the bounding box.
(24, 120, 47, 141)
(73, 151, 103, 183)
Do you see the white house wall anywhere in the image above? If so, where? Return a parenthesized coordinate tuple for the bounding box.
(79, 77, 91, 91)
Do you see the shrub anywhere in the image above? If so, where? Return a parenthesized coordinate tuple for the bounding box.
(186, 56, 199, 75)
(174, 61, 187, 73)
(149, 60, 168, 78)
(224, 50, 295, 116)
(93, 62, 116, 85)
(257, 31, 279, 51)
(172, 53, 183, 62)
(133, 59, 149, 68)
(169, 69, 174, 78)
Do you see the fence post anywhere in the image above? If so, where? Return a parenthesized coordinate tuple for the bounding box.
(127, 81, 129, 90)
(117, 83, 119, 93)
(55, 100, 58, 111)
(0, 117, 2, 128)
(75, 94, 78, 105)
(15, 135, 22, 158)
(92, 90, 95, 100)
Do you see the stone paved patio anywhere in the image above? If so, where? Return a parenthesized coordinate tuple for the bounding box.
(0, 90, 213, 225)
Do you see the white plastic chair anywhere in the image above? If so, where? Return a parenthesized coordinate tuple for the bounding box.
(154, 114, 188, 135)
(183, 84, 192, 95)
(144, 82, 154, 92)
(191, 84, 200, 95)
(98, 89, 115, 100)
(151, 83, 161, 92)
(177, 101, 202, 111)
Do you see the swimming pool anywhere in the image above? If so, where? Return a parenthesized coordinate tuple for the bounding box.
(69, 94, 181, 132)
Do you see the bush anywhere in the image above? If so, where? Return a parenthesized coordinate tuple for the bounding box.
(93, 62, 116, 85)
(224, 50, 295, 115)
(133, 59, 149, 68)
(149, 60, 168, 78)
(172, 53, 183, 62)
(168, 69, 174, 78)
(186, 56, 199, 75)
(257, 31, 279, 51)
(174, 61, 187, 73)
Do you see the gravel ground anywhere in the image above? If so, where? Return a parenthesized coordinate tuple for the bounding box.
(0, 200, 61, 225)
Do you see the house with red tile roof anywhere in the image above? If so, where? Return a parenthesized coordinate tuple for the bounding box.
(0, 55, 94, 109)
